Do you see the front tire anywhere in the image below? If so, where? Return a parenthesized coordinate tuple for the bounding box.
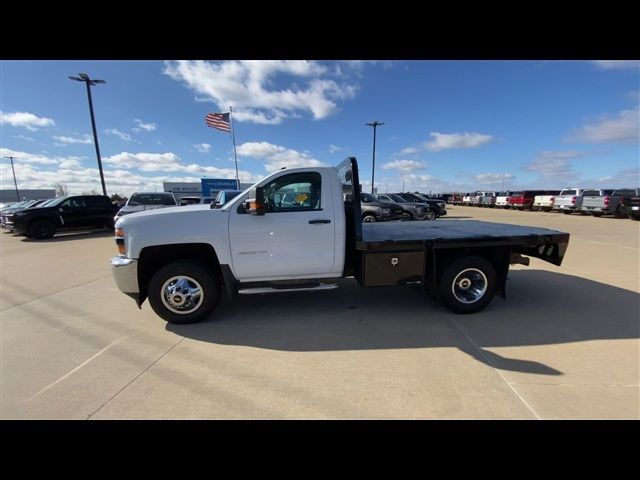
(148, 261, 220, 324)
(437, 256, 496, 314)
(28, 219, 56, 239)
(425, 209, 437, 221)
(362, 214, 377, 223)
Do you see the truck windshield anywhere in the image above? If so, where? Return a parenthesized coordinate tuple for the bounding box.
(128, 194, 177, 206)
(388, 194, 406, 203)
(560, 190, 577, 196)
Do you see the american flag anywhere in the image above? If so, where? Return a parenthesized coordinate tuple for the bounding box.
(205, 112, 231, 133)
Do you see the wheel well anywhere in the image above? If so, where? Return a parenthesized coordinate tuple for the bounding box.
(26, 216, 57, 231)
(137, 243, 222, 305)
(426, 246, 511, 299)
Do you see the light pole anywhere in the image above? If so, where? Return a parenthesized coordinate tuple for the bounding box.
(69, 73, 107, 197)
(366, 120, 384, 194)
(3, 156, 20, 200)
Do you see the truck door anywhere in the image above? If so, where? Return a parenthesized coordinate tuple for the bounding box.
(228, 171, 336, 280)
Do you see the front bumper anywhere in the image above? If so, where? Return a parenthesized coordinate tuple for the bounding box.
(111, 256, 139, 294)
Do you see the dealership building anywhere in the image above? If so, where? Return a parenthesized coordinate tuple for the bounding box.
(163, 180, 253, 200)
(0, 189, 56, 203)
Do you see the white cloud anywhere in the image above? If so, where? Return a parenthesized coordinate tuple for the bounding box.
(0, 147, 68, 165)
(52, 134, 93, 145)
(626, 90, 639, 102)
(568, 109, 639, 143)
(237, 141, 327, 172)
(399, 147, 418, 155)
(382, 159, 427, 173)
(105, 128, 132, 141)
(104, 152, 184, 172)
(474, 173, 516, 185)
(59, 158, 83, 169)
(0, 147, 263, 196)
(193, 143, 211, 153)
(524, 150, 587, 179)
(163, 60, 358, 124)
(329, 144, 344, 154)
(1, 111, 55, 131)
(425, 132, 494, 151)
(14, 134, 35, 142)
(133, 118, 157, 132)
(103, 151, 257, 181)
(592, 60, 640, 70)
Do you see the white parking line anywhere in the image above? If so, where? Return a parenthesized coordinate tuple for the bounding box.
(572, 237, 640, 252)
(26, 337, 125, 403)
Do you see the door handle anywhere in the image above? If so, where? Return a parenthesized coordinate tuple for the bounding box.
(308, 219, 331, 224)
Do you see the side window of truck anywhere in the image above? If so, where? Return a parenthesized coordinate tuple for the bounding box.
(263, 172, 322, 212)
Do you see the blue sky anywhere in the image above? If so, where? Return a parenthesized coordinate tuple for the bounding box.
(1, 60, 638, 196)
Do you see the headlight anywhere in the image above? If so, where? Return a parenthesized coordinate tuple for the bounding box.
(115, 227, 126, 255)
(378, 208, 391, 215)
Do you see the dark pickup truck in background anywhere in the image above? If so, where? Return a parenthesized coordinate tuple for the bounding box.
(625, 191, 640, 220)
(8, 195, 119, 239)
(582, 188, 640, 217)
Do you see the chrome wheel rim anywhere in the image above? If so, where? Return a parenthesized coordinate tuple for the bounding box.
(161, 275, 204, 314)
(451, 268, 487, 304)
(363, 216, 375, 222)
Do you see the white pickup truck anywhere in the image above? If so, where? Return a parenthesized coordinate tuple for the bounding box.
(553, 188, 589, 214)
(532, 190, 561, 212)
(111, 157, 570, 324)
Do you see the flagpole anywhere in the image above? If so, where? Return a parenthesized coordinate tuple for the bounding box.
(229, 106, 240, 190)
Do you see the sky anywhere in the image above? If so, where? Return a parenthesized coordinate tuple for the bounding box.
(1, 60, 638, 196)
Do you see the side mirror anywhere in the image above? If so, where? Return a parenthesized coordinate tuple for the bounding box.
(245, 187, 266, 216)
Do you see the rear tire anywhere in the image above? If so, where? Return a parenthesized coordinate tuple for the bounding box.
(562, 210, 572, 215)
(591, 212, 603, 217)
(148, 261, 220, 324)
(401, 212, 413, 221)
(28, 219, 56, 239)
(437, 256, 496, 314)
(362, 214, 377, 223)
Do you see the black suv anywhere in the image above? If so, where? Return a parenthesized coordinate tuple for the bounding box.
(9, 195, 119, 239)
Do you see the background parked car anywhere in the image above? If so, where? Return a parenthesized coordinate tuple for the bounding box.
(395, 193, 447, 217)
(532, 190, 561, 211)
(374, 193, 436, 220)
(626, 191, 640, 220)
(581, 188, 636, 217)
(115, 192, 179, 222)
(553, 188, 590, 214)
(495, 191, 511, 208)
(212, 189, 242, 208)
(359, 193, 404, 222)
(1, 199, 51, 230)
(10, 195, 119, 239)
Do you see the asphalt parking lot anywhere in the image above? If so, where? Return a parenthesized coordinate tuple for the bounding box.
(1, 207, 638, 419)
